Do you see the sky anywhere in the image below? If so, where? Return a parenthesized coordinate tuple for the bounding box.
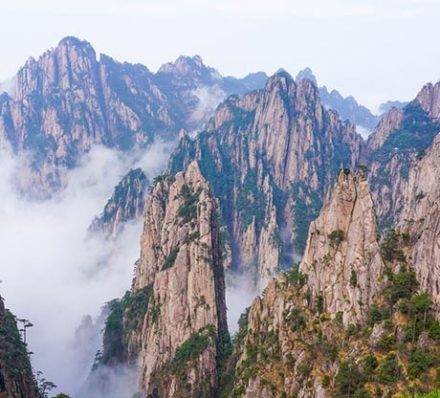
(0, 0, 440, 111)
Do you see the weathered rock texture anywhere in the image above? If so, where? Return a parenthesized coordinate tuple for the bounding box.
(90, 168, 148, 237)
(170, 71, 363, 288)
(399, 133, 440, 314)
(0, 37, 267, 198)
(300, 170, 384, 325)
(227, 170, 440, 398)
(130, 161, 228, 397)
(366, 82, 440, 230)
(0, 296, 39, 398)
(296, 67, 379, 131)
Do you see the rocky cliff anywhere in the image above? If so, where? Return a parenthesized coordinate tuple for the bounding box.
(300, 170, 384, 325)
(0, 37, 267, 198)
(225, 170, 440, 398)
(366, 83, 440, 230)
(132, 161, 228, 397)
(0, 37, 175, 196)
(92, 162, 229, 398)
(398, 133, 440, 315)
(296, 68, 378, 131)
(90, 168, 148, 238)
(0, 296, 39, 398)
(170, 71, 363, 288)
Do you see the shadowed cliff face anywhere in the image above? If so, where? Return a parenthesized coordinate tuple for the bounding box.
(0, 296, 39, 398)
(170, 71, 364, 289)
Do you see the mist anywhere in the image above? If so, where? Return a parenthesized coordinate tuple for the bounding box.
(225, 272, 259, 335)
(0, 141, 173, 396)
(190, 85, 227, 130)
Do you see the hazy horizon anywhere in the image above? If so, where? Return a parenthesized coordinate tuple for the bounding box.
(1, 0, 440, 112)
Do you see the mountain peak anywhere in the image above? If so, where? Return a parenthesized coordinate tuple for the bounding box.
(56, 36, 95, 55)
(295, 67, 318, 86)
(300, 168, 384, 324)
(265, 69, 295, 90)
(414, 81, 440, 119)
(158, 54, 213, 75)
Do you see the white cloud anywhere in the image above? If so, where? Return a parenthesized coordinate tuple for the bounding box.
(0, 143, 172, 396)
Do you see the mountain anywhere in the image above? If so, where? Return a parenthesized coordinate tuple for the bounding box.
(224, 170, 440, 397)
(0, 296, 39, 398)
(90, 168, 149, 238)
(379, 100, 408, 115)
(84, 77, 440, 397)
(300, 170, 384, 325)
(398, 133, 440, 314)
(0, 37, 267, 198)
(296, 68, 379, 131)
(89, 162, 229, 397)
(170, 71, 363, 288)
(366, 82, 440, 230)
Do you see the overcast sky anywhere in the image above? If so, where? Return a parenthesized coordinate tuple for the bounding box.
(1, 0, 440, 111)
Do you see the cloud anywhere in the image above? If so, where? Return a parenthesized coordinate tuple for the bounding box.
(356, 125, 372, 139)
(0, 142, 172, 396)
(0, 76, 17, 98)
(190, 85, 227, 129)
(225, 272, 258, 335)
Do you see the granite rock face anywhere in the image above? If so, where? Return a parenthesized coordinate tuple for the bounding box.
(130, 161, 228, 397)
(0, 37, 267, 198)
(300, 170, 384, 325)
(366, 83, 440, 230)
(296, 67, 379, 131)
(399, 133, 440, 314)
(170, 71, 363, 288)
(90, 168, 148, 238)
(227, 169, 440, 398)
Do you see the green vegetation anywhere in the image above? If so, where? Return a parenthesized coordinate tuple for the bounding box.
(334, 361, 364, 397)
(162, 247, 180, 271)
(98, 284, 153, 367)
(0, 304, 36, 393)
(169, 325, 216, 377)
(185, 231, 200, 243)
(328, 229, 345, 246)
(377, 354, 400, 384)
(380, 229, 407, 263)
(178, 184, 202, 224)
(291, 182, 322, 254)
(350, 269, 357, 288)
(101, 168, 147, 224)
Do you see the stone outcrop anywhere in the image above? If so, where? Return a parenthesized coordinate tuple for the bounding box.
(90, 168, 148, 238)
(130, 161, 228, 397)
(296, 67, 379, 131)
(399, 133, 440, 314)
(366, 85, 440, 230)
(227, 169, 440, 398)
(170, 71, 364, 289)
(0, 296, 39, 398)
(300, 170, 384, 324)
